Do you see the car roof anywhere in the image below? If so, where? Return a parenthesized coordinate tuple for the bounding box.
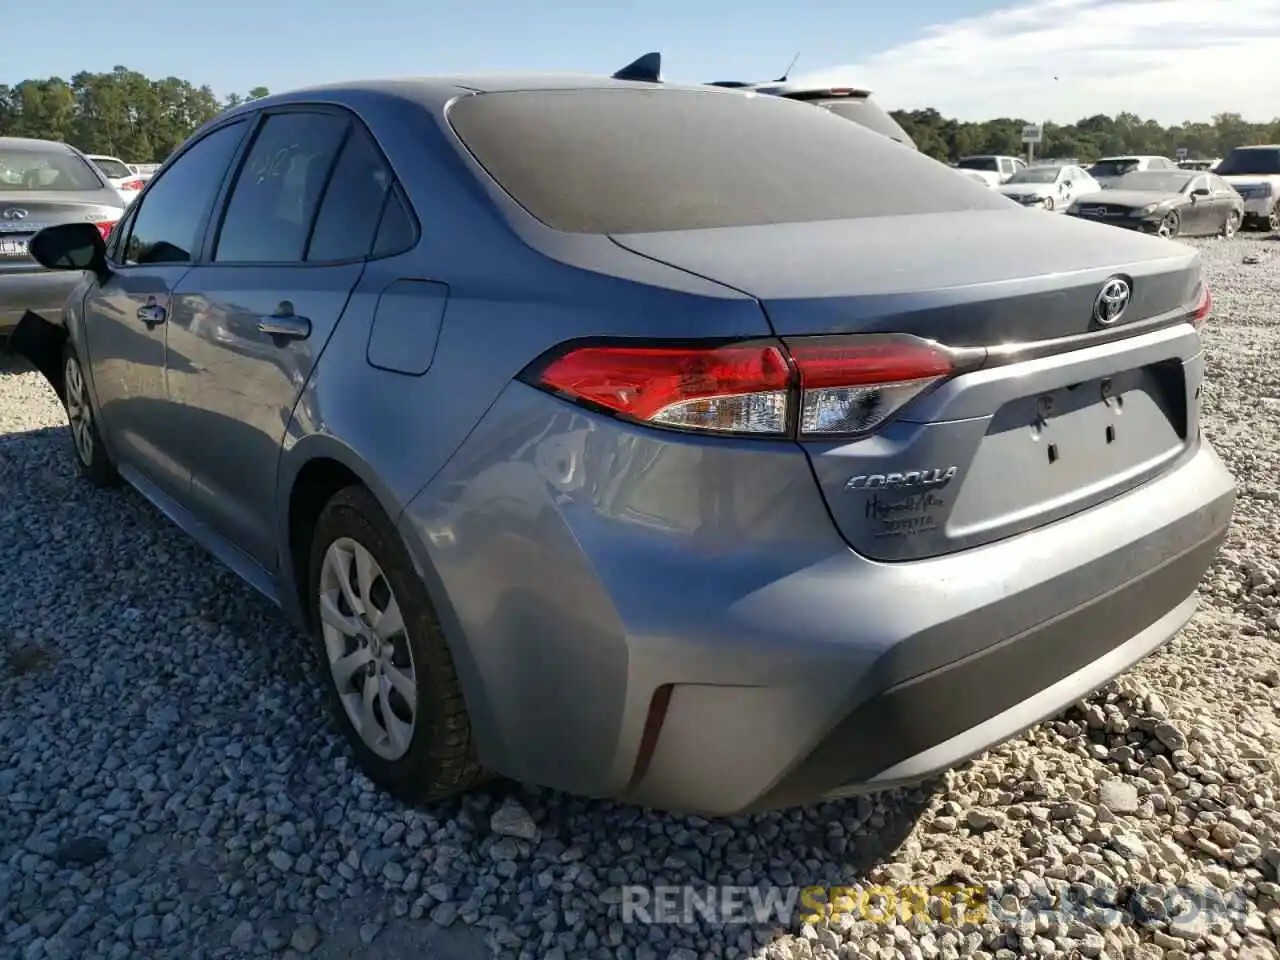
(208, 74, 752, 127)
(1231, 144, 1280, 150)
(0, 136, 75, 150)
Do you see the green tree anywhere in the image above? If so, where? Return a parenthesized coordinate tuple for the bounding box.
(0, 67, 250, 161)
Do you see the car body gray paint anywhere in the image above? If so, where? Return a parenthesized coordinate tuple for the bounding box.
(10, 75, 1236, 814)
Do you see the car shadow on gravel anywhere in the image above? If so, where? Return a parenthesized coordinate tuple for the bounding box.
(0, 401, 933, 960)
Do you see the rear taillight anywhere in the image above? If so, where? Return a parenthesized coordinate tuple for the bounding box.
(1190, 283, 1211, 330)
(534, 341, 792, 435)
(526, 334, 966, 440)
(122, 179, 145, 191)
(93, 221, 116, 241)
(788, 337, 956, 436)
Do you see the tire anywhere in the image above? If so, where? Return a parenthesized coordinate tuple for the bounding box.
(1043, 196, 1055, 212)
(307, 484, 484, 802)
(1269, 205, 1280, 233)
(1157, 211, 1181, 238)
(1223, 210, 1241, 239)
(61, 341, 118, 487)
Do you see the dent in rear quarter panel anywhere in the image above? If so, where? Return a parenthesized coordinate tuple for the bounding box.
(395, 383, 853, 798)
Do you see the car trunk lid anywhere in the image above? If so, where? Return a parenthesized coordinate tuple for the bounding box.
(612, 209, 1204, 560)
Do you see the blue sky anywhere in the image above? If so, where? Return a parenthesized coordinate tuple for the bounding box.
(5, 0, 1007, 96)
(7, 0, 1280, 124)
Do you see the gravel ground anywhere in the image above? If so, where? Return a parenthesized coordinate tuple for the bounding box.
(3, 234, 1280, 960)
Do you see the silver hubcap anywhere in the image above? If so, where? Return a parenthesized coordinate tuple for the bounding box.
(1226, 215, 1238, 237)
(64, 355, 94, 466)
(319, 538, 416, 760)
(1158, 215, 1176, 237)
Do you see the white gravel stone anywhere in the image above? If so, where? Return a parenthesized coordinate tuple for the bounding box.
(4, 235, 1280, 960)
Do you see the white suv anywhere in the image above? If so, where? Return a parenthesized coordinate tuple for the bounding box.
(954, 155, 1027, 188)
(1213, 145, 1280, 233)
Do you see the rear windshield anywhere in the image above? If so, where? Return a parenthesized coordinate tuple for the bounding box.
(0, 145, 104, 191)
(91, 157, 133, 179)
(1007, 167, 1061, 184)
(1106, 171, 1194, 193)
(1215, 148, 1280, 176)
(804, 98, 915, 146)
(447, 88, 1008, 234)
(956, 157, 999, 172)
(1090, 158, 1145, 178)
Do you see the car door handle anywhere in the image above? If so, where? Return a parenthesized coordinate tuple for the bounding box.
(257, 314, 311, 340)
(136, 302, 166, 326)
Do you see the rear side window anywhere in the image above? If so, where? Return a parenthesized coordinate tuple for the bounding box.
(307, 127, 394, 262)
(448, 88, 1008, 235)
(214, 111, 349, 263)
(372, 186, 417, 258)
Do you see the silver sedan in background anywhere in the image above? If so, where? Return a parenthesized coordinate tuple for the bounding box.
(1, 137, 125, 338)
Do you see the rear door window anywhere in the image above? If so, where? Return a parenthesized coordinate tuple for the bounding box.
(213, 111, 349, 264)
(448, 88, 1009, 234)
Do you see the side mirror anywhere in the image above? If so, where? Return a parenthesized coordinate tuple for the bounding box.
(1190, 187, 1210, 198)
(29, 222, 108, 279)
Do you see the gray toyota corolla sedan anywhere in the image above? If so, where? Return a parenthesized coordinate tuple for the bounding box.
(12, 73, 1235, 816)
(1, 137, 124, 338)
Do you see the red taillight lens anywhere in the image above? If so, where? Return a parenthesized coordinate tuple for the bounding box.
(94, 221, 116, 241)
(122, 179, 145, 191)
(528, 334, 962, 439)
(535, 341, 792, 435)
(1190, 283, 1211, 330)
(788, 337, 955, 436)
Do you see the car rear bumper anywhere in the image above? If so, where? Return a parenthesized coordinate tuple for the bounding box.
(397, 384, 1235, 816)
(0, 271, 79, 337)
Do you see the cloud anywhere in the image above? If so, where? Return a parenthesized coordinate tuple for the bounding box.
(791, 0, 1280, 124)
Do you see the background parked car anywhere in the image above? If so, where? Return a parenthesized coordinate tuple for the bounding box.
(997, 163, 1100, 212)
(954, 154, 1027, 187)
(1067, 169, 1244, 238)
(1212, 145, 1280, 232)
(85, 154, 147, 205)
(705, 77, 917, 149)
(955, 168, 996, 188)
(0, 136, 125, 339)
(1088, 155, 1179, 186)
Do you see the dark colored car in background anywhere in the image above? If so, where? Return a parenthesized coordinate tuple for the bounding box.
(1067, 170, 1244, 239)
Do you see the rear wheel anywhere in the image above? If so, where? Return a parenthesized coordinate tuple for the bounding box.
(1043, 196, 1055, 212)
(1269, 205, 1280, 233)
(1222, 209, 1241, 239)
(308, 485, 485, 802)
(1157, 211, 1181, 238)
(61, 342, 118, 487)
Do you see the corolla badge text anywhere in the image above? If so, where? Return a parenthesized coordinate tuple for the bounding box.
(845, 466, 958, 491)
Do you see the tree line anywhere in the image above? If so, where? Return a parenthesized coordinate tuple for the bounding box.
(890, 108, 1279, 164)
(2, 65, 1277, 165)
(0, 66, 269, 162)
